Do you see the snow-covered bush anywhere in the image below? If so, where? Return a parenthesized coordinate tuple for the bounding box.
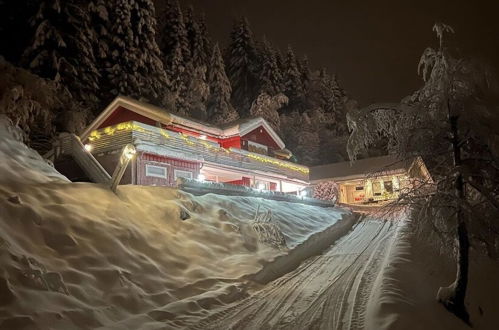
(313, 181, 339, 203)
(247, 206, 287, 250)
(0, 58, 89, 151)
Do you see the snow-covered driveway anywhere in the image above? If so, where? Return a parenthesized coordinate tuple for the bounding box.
(192, 217, 395, 330)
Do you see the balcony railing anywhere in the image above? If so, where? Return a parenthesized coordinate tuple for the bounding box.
(86, 121, 309, 182)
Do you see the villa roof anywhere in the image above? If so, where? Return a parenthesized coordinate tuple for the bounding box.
(310, 155, 422, 182)
(80, 96, 285, 149)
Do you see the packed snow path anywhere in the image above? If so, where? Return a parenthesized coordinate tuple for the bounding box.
(192, 217, 395, 330)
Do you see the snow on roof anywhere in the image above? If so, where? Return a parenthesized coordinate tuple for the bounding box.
(81, 96, 285, 149)
(310, 155, 418, 182)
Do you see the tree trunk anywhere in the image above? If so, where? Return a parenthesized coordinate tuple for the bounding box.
(437, 115, 471, 326)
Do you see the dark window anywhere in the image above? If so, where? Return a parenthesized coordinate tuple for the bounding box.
(384, 181, 393, 193)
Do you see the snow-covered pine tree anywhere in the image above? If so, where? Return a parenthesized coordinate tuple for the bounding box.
(185, 7, 208, 68)
(280, 110, 320, 165)
(259, 37, 284, 96)
(316, 68, 348, 135)
(183, 6, 209, 119)
(283, 45, 305, 107)
(299, 55, 312, 96)
(157, 0, 190, 62)
(198, 13, 213, 64)
(134, 0, 171, 104)
(248, 38, 287, 132)
(157, 0, 192, 114)
(22, 0, 100, 109)
(226, 17, 260, 117)
(89, 0, 169, 109)
(207, 44, 238, 125)
(249, 93, 287, 132)
(0, 58, 90, 151)
(167, 44, 189, 115)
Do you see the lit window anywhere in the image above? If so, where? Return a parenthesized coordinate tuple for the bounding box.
(145, 165, 167, 178)
(174, 169, 193, 180)
(372, 181, 382, 196)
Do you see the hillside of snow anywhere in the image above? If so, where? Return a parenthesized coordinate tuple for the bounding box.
(0, 117, 352, 329)
(367, 214, 499, 330)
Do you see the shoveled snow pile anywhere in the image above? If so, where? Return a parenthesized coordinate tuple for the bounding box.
(367, 212, 499, 330)
(0, 119, 350, 329)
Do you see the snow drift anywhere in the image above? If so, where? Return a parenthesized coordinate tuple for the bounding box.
(366, 211, 499, 330)
(0, 118, 352, 329)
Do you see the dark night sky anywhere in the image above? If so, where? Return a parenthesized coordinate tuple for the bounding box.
(173, 0, 499, 106)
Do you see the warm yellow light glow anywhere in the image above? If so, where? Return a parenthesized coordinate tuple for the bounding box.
(123, 144, 136, 160)
(84, 144, 93, 152)
(88, 121, 308, 174)
(247, 153, 309, 174)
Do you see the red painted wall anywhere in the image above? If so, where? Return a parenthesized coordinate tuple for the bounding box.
(220, 136, 241, 149)
(99, 106, 157, 129)
(137, 153, 200, 186)
(242, 126, 281, 150)
(226, 176, 251, 187)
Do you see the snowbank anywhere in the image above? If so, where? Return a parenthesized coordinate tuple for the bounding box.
(366, 212, 499, 330)
(0, 120, 351, 329)
(0, 116, 68, 184)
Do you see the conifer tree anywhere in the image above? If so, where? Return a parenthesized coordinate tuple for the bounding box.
(198, 14, 212, 65)
(226, 17, 260, 117)
(183, 6, 209, 119)
(259, 38, 284, 96)
(102, 0, 169, 107)
(157, 0, 190, 62)
(22, 0, 100, 108)
(157, 0, 191, 113)
(185, 7, 208, 68)
(283, 45, 305, 105)
(208, 44, 238, 124)
(299, 55, 312, 95)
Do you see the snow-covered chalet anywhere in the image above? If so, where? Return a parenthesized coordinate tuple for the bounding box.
(57, 96, 309, 193)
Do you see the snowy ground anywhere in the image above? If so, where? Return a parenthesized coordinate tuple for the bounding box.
(187, 217, 396, 330)
(2, 117, 497, 330)
(367, 215, 499, 330)
(0, 118, 353, 329)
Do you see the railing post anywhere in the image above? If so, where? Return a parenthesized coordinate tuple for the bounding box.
(110, 144, 136, 193)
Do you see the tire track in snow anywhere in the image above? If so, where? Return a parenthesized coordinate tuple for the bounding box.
(189, 217, 396, 330)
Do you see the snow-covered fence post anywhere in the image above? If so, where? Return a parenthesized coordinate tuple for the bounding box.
(110, 144, 136, 193)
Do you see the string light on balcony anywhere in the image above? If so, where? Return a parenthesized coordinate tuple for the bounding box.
(86, 121, 309, 174)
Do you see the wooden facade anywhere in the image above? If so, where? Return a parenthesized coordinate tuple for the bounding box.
(66, 96, 309, 193)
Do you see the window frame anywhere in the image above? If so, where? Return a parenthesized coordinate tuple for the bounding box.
(145, 164, 168, 179)
(174, 169, 193, 180)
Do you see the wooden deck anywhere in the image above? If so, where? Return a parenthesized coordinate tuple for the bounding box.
(86, 121, 309, 182)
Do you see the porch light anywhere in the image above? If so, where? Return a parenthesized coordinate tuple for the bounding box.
(123, 144, 136, 159)
(84, 144, 93, 152)
(110, 144, 136, 193)
(198, 174, 206, 181)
